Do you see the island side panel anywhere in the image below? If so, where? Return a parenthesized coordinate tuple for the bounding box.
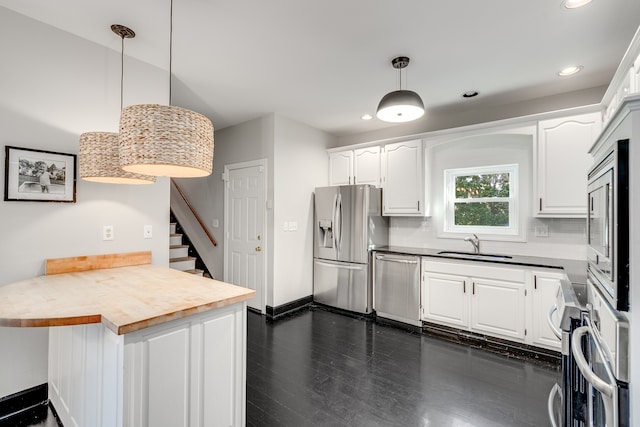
(48, 324, 125, 427)
(123, 302, 247, 427)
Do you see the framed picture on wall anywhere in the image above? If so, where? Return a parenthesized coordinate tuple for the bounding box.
(4, 145, 77, 203)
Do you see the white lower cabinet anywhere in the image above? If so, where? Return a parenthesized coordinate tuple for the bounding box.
(422, 271, 469, 328)
(422, 258, 564, 350)
(49, 303, 247, 427)
(530, 271, 563, 350)
(469, 277, 526, 341)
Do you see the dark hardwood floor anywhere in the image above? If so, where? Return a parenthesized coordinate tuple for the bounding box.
(247, 307, 559, 427)
(22, 306, 559, 426)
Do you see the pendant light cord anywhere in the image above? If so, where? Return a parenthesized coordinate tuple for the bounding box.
(169, 0, 173, 105)
(120, 34, 125, 110)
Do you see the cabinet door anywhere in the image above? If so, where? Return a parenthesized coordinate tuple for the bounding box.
(536, 112, 602, 217)
(470, 278, 526, 341)
(422, 271, 469, 328)
(329, 151, 353, 186)
(531, 273, 562, 350)
(354, 146, 381, 186)
(382, 139, 424, 215)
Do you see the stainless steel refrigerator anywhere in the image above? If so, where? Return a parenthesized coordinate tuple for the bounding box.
(313, 185, 388, 314)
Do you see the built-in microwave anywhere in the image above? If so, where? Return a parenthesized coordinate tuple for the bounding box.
(586, 139, 629, 311)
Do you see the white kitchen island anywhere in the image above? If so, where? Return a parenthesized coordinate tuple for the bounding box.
(0, 252, 255, 427)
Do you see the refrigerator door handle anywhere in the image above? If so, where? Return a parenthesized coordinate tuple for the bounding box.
(332, 193, 339, 254)
(334, 192, 343, 255)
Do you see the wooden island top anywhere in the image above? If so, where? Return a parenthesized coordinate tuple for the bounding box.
(0, 252, 255, 335)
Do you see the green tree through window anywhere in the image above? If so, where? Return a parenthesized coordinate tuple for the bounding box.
(454, 173, 510, 226)
(444, 164, 518, 236)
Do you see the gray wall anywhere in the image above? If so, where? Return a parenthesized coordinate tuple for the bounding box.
(0, 9, 169, 398)
(175, 114, 332, 309)
(334, 86, 606, 148)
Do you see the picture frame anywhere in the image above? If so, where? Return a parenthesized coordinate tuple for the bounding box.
(4, 145, 77, 203)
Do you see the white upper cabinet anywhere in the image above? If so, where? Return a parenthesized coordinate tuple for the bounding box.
(328, 150, 353, 186)
(353, 146, 381, 186)
(381, 139, 424, 216)
(328, 147, 381, 187)
(535, 111, 602, 217)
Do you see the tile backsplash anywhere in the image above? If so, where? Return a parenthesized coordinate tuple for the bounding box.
(389, 216, 586, 260)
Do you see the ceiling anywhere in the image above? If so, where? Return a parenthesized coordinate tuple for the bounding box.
(1, 0, 639, 138)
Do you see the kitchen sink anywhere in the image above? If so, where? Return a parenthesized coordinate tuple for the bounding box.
(437, 251, 513, 260)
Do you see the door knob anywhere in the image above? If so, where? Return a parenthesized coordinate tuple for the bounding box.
(255, 246, 262, 252)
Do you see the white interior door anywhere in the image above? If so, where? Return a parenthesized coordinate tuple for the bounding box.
(224, 160, 266, 312)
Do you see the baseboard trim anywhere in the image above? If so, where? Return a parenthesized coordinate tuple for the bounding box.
(0, 383, 48, 426)
(423, 322, 561, 367)
(266, 295, 313, 320)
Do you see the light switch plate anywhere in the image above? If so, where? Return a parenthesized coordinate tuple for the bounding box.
(143, 225, 153, 239)
(288, 221, 298, 231)
(103, 225, 114, 241)
(212, 219, 219, 228)
(283, 221, 289, 231)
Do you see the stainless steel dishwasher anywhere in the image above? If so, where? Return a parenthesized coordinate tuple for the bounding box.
(373, 252, 421, 326)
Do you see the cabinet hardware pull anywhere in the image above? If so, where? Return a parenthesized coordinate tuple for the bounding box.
(463, 282, 466, 293)
(472, 282, 475, 295)
(539, 198, 542, 211)
(534, 276, 537, 290)
(418, 200, 420, 211)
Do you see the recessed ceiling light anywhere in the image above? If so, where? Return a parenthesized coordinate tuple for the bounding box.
(361, 114, 373, 120)
(462, 91, 479, 98)
(562, 0, 593, 9)
(558, 65, 583, 76)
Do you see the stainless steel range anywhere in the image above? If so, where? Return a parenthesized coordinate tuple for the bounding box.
(549, 138, 631, 426)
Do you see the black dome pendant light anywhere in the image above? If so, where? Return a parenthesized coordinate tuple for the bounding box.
(376, 56, 425, 123)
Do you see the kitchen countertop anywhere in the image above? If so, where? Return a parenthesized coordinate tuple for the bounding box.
(0, 264, 255, 335)
(373, 245, 587, 284)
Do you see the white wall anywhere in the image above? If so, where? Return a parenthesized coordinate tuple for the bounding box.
(272, 116, 330, 306)
(0, 9, 169, 398)
(176, 114, 332, 309)
(389, 133, 587, 260)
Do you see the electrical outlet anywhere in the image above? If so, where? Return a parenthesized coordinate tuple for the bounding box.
(534, 224, 549, 237)
(288, 221, 298, 231)
(212, 219, 219, 228)
(103, 225, 114, 241)
(144, 225, 153, 239)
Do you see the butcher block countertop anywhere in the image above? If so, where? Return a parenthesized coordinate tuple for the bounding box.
(0, 253, 255, 335)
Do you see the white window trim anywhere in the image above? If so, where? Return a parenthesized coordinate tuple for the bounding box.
(443, 163, 519, 237)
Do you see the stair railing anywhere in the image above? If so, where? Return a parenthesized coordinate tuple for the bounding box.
(170, 179, 217, 247)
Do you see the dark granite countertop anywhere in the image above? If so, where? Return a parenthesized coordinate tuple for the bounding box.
(373, 245, 587, 285)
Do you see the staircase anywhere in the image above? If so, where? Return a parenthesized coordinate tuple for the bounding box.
(170, 222, 204, 276)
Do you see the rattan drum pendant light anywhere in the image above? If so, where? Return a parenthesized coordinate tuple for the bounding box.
(376, 56, 425, 123)
(79, 25, 155, 184)
(118, 0, 214, 178)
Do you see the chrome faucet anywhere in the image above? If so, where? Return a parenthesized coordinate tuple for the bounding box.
(464, 234, 480, 254)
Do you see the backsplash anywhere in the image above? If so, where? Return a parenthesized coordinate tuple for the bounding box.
(389, 217, 587, 260)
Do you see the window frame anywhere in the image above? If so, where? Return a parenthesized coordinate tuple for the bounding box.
(443, 163, 519, 236)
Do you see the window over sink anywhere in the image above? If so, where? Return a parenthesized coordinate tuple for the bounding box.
(444, 163, 520, 236)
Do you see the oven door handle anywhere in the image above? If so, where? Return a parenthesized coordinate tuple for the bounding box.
(547, 304, 562, 340)
(547, 383, 561, 427)
(571, 326, 615, 397)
